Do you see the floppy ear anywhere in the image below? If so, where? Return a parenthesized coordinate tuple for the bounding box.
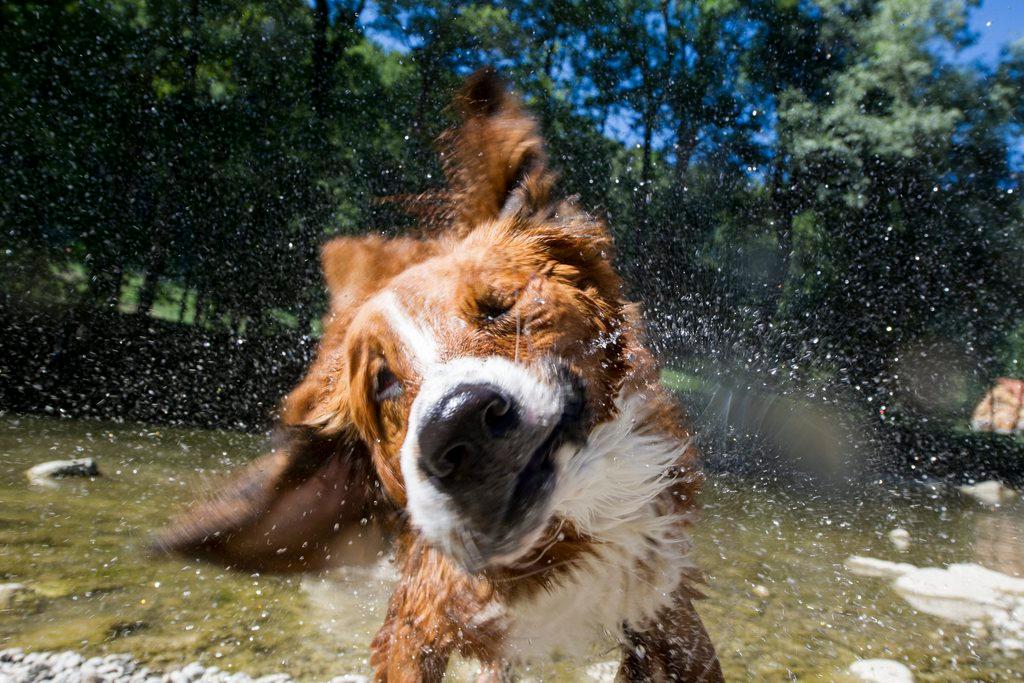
(153, 429, 383, 572)
(320, 234, 441, 313)
(156, 235, 439, 572)
(443, 67, 556, 230)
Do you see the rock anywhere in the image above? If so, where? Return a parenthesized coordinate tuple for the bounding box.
(585, 661, 619, 682)
(996, 637, 1024, 652)
(848, 557, 1024, 649)
(26, 458, 100, 487)
(959, 480, 1017, 506)
(0, 583, 33, 609)
(888, 528, 911, 551)
(847, 659, 913, 683)
(0, 648, 304, 682)
(892, 563, 1024, 624)
(752, 584, 771, 599)
(326, 677, 369, 683)
(845, 555, 916, 579)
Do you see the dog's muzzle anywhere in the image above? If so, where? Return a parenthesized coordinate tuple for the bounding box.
(402, 358, 586, 571)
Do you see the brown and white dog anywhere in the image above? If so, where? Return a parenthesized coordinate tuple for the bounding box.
(157, 69, 722, 682)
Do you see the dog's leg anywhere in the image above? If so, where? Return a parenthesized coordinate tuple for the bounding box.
(370, 539, 506, 682)
(616, 597, 723, 683)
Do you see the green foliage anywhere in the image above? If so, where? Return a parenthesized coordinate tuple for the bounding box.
(0, 0, 1020, 423)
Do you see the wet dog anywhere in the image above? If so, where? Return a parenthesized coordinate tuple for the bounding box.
(157, 68, 722, 682)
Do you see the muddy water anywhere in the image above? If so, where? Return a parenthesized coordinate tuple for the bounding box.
(1, 414, 1022, 681)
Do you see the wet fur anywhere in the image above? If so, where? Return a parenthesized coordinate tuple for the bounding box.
(156, 68, 722, 682)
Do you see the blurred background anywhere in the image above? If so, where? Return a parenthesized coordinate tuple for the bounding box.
(1, 0, 1022, 478)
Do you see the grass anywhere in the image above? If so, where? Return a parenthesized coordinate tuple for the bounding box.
(660, 368, 707, 393)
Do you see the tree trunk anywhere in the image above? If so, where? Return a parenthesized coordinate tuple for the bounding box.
(673, 123, 698, 185)
(137, 246, 166, 316)
(312, 0, 330, 118)
(178, 287, 191, 322)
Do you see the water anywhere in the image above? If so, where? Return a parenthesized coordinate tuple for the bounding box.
(1, 414, 1022, 681)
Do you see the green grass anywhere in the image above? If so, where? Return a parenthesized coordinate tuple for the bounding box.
(660, 368, 707, 393)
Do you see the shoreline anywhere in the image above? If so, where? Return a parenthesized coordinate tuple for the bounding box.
(0, 649, 367, 683)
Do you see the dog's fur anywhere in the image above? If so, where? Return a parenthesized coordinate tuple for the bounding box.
(157, 69, 722, 682)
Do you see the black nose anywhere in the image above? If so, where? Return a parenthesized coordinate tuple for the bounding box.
(417, 384, 521, 482)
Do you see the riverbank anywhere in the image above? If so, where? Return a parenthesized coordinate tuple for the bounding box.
(0, 649, 368, 683)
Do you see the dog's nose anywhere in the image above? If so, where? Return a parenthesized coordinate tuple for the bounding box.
(417, 384, 521, 482)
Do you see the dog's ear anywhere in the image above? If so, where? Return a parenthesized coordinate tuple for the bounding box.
(321, 235, 440, 313)
(153, 428, 384, 572)
(443, 67, 555, 229)
(153, 236, 444, 572)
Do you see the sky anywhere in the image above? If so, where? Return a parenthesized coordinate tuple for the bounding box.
(957, 0, 1023, 64)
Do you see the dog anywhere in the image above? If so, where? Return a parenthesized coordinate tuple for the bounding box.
(157, 68, 723, 682)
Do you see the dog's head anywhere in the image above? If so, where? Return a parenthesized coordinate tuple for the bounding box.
(157, 69, 645, 573)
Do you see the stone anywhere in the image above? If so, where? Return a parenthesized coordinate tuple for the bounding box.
(752, 584, 771, 598)
(326, 676, 369, 683)
(847, 659, 914, 683)
(892, 562, 1024, 624)
(997, 637, 1024, 652)
(888, 528, 911, 551)
(844, 556, 916, 579)
(958, 480, 1017, 506)
(0, 583, 33, 609)
(26, 458, 100, 486)
(585, 661, 619, 682)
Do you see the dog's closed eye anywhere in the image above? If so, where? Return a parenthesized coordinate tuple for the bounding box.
(477, 292, 518, 323)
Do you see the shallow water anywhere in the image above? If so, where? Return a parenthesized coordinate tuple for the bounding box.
(1, 414, 1022, 681)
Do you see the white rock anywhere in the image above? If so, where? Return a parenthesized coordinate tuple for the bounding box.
(892, 563, 1024, 624)
(752, 584, 771, 598)
(997, 637, 1024, 652)
(847, 659, 913, 683)
(959, 480, 1017, 506)
(26, 458, 100, 487)
(888, 528, 911, 551)
(326, 677, 368, 683)
(845, 556, 916, 579)
(0, 583, 32, 609)
(585, 661, 619, 682)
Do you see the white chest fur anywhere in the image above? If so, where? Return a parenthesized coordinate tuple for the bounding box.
(501, 393, 696, 661)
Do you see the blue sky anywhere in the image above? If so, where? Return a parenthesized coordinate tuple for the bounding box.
(958, 0, 1023, 64)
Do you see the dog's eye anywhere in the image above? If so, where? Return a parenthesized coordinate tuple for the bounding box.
(477, 294, 515, 323)
(373, 365, 402, 403)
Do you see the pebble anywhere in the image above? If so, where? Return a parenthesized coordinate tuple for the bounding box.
(585, 661, 618, 682)
(26, 458, 100, 487)
(0, 648, 369, 683)
(996, 637, 1024, 653)
(844, 555, 915, 579)
(887, 528, 911, 551)
(847, 658, 914, 683)
(958, 480, 1017, 506)
(0, 583, 32, 609)
(752, 584, 771, 599)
